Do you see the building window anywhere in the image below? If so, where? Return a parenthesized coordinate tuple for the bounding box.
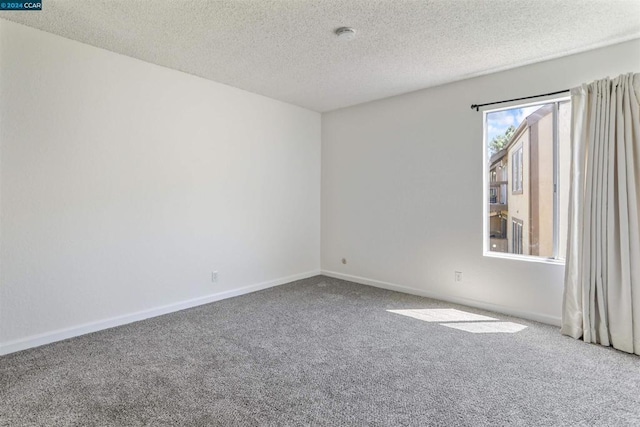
(489, 188, 497, 204)
(512, 147, 523, 194)
(512, 218, 523, 254)
(484, 98, 571, 262)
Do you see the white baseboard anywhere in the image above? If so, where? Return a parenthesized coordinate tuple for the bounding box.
(0, 270, 320, 356)
(321, 270, 562, 327)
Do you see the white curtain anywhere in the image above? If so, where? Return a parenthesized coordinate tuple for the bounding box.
(561, 73, 640, 355)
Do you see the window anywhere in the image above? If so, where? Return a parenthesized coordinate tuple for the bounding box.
(512, 218, 523, 254)
(512, 147, 523, 194)
(489, 187, 497, 204)
(484, 99, 571, 262)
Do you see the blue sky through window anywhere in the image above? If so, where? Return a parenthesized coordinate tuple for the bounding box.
(486, 105, 541, 143)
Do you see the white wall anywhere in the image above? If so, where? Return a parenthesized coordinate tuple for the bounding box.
(322, 39, 640, 325)
(0, 20, 321, 353)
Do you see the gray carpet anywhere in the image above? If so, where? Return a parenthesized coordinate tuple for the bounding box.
(1, 276, 639, 426)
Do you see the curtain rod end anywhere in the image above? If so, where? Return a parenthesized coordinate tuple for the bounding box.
(470, 104, 479, 111)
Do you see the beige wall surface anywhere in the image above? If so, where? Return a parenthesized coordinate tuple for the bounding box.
(536, 113, 555, 257)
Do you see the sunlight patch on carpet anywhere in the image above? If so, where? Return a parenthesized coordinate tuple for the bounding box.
(387, 308, 497, 323)
(440, 321, 527, 333)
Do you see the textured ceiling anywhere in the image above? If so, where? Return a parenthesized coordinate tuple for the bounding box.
(2, 0, 640, 112)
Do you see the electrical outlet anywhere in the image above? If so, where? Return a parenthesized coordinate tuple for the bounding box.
(454, 271, 463, 283)
(212, 271, 218, 283)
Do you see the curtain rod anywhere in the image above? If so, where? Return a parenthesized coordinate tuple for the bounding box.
(470, 89, 570, 111)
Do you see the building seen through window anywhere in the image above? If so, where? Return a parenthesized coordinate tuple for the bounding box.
(485, 100, 570, 260)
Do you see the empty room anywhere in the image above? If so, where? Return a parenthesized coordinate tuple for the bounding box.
(1, 1, 639, 425)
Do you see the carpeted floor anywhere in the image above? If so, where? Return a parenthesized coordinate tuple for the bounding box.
(1, 276, 639, 426)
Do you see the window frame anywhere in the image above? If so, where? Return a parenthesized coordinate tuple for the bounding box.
(482, 96, 570, 265)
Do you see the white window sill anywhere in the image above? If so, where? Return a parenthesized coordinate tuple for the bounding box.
(483, 251, 565, 265)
